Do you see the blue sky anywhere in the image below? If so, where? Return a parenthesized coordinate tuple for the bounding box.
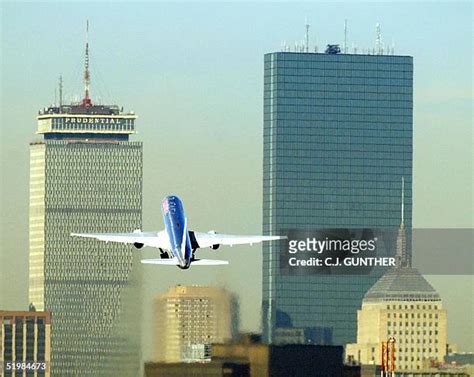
(1, 1, 472, 357)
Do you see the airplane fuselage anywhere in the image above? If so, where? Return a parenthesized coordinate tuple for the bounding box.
(72, 195, 284, 268)
(162, 195, 192, 269)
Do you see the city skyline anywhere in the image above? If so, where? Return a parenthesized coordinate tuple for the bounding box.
(0, 1, 472, 361)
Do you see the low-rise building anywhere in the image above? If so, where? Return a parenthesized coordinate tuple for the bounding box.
(212, 334, 344, 377)
(0, 310, 51, 377)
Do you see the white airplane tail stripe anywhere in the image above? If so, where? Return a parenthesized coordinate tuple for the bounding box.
(140, 258, 228, 266)
(191, 259, 229, 266)
(141, 258, 179, 265)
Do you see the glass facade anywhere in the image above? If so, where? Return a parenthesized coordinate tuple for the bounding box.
(262, 52, 413, 345)
(29, 110, 142, 376)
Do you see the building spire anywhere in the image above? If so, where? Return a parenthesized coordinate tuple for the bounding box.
(395, 176, 408, 268)
(401, 176, 404, 226)
(82, 20, 92, 107)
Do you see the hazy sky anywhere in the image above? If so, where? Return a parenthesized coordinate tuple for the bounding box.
(1, 1, 472, 358)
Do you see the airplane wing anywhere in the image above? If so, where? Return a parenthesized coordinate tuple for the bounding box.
(71, 230, 171, 250)
(192, 231, 286, 249)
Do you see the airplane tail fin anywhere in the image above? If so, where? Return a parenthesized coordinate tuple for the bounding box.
(141, 258, 179, 265)
(192, 259, 229, 266)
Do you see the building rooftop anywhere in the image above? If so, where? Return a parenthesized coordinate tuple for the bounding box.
(266, 51, 413, 59)
(38, 104, 131, 116)
(363, 267, 440, 302)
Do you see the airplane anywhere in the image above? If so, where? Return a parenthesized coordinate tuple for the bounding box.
(71, 195, 285, 269)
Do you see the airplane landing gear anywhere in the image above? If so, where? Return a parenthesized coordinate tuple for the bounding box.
(159, 248, 170, 259)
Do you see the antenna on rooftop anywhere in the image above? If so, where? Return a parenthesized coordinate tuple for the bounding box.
(343, 19, 348, 53)
(375, 23, 382, 55)
(59, 75, 63, 108)
(305, 18, 310, 52)
(82, 20, 92, 107)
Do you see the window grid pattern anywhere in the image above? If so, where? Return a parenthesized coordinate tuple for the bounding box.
(262, 52, 413, 345)
(154, 287, 234, 363)
(29, 139, 143, 376)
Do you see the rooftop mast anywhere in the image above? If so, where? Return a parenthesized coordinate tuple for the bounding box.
(82, 20, 92, 107)
(59, 75, 63, 108)
(375, 22, 382, 55)
(343, 19, 348, 53)
(305, 18, 310, 53)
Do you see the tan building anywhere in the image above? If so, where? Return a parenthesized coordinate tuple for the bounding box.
(0, 310, 51, 377)
(153, 286, 237, 362)
(345, 270, 447, 371)
(346, 181, 447, 372)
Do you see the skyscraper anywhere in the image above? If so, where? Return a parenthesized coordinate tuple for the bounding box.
(346, 190, 447, 371)
(153, 286, 238, 362)
(262, 50, 413, 345)
(28, 26, 142, 376)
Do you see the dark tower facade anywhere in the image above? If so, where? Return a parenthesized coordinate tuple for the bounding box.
(262, 51, 413, 345)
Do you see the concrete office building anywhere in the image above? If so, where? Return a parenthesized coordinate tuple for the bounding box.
(28, 30, 142, 376)
(262, 50, 413, 345)
(153, 286, 238, 362)
(346, 195, 447, 371)
(0, 310, 51, 377)
(345, 272, 447, 372)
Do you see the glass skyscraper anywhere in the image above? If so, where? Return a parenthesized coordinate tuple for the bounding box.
(29, 103, 142, 376)
(262, 51, 413, 345)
